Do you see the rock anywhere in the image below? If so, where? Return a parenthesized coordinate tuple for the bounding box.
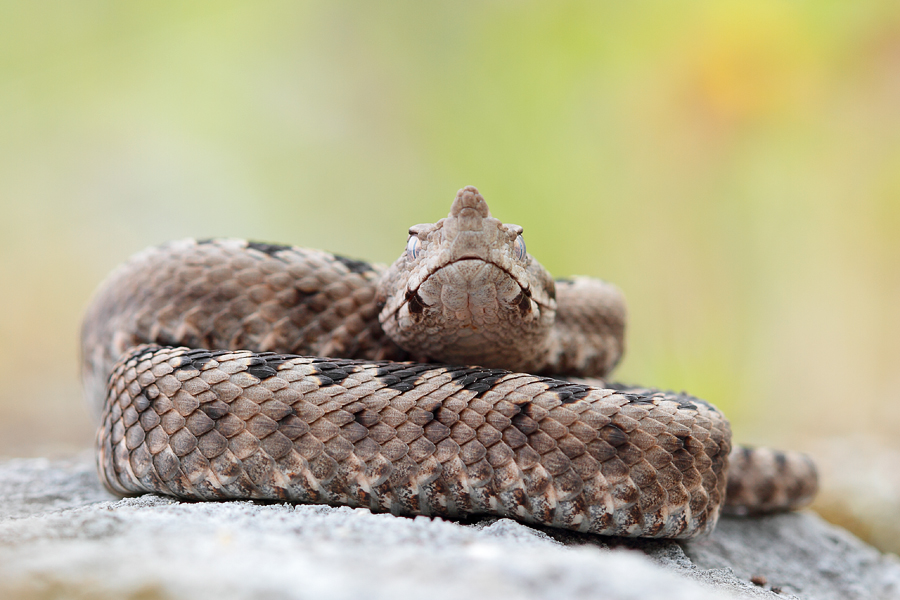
(1, 455, 898, 600)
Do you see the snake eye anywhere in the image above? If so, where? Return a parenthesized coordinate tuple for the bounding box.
(406, 236, 420, 260)
(513, 234, 527, 261)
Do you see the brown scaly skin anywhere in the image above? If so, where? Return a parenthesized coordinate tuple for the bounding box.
(98, 345, 731, 539)
(81, 185, 818, 538)
(723, 445, 818, 516)
(81, 241, 408, 420)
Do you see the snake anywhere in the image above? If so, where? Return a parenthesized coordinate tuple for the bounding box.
(81, 186, 818, 539)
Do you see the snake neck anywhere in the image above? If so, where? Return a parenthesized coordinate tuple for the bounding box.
(377, 186, 557, 371)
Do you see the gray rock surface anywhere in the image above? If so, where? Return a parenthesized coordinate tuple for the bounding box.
(1, 455, 898, 600)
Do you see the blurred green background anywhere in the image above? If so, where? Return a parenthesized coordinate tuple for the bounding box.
(1, 1, 898, 551)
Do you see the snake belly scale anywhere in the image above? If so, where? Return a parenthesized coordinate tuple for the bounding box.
(82, 186, 817, 539)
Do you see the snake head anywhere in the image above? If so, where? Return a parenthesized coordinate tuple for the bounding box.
(378, 186, 557, 371)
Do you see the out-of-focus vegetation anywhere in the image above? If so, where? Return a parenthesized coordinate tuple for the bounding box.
(1, 1, 898, 551)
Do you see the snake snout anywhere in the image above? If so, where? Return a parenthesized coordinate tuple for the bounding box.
(449, 186, 490, 219)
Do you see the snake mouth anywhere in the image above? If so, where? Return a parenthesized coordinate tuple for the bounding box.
(395, 256, 547, 320)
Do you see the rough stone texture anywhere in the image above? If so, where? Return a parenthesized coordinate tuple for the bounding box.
(1, 455, 898, 600)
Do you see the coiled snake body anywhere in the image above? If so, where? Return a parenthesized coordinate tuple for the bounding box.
(81, 187, 817, 539)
